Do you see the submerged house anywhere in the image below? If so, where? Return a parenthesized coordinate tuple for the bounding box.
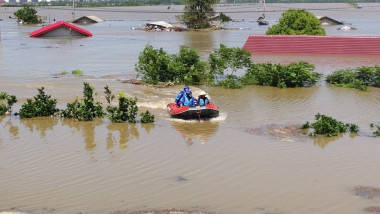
(145, 21, 173, 31)
(72, 16, 103, 24)
(243, 35, 380, 56)
(318, 16, 343, 25)
(30, 21, 93, 38)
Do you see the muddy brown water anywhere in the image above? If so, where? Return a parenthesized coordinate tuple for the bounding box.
(1, 4, 380, 214)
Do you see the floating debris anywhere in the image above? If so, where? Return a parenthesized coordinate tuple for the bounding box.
(337, 25, 357, 31)
(246, 124, 307, 142)
(113, 209, 218, 214)
(364, 207, 380, 213)
(354, 186, 380, 199)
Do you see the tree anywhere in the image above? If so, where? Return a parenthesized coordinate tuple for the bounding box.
(14, 5, 41, 24)
(135, 44, 207, 84)
(266, 9, 326, 36)
(180, 0, 218, 29)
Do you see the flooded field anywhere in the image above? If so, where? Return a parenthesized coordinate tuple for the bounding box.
(1, 3, 380, 214)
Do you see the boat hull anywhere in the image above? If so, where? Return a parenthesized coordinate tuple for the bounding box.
(167, 103, 219, 120)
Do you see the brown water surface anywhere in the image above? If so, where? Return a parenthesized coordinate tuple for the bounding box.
(1, 4, 380, 214)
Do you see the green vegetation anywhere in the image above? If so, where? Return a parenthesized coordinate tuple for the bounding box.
(61, 82, 104, 121)
(106, 92, 138, 123)
(71, 69, 83, 75)
(301, 113, 359, 137)
(266, 9, 326, 36)
(140, 111, 155, 123)
(136, 44, 322, 89)
(104, 85, 154, 123)
(213, 75, 243, 89)
(19, 87, 58, 118)
(370, 124, 380, 137)
(209, 44, 251, 78)
(14, 5, 41, 24)
(0, 92, 17, 115)
(374, 127, 380, 137)
(135, 44, 207, 85)
(208, 44, 251, 88)
(180, 0, 218, 29)
(241, 62, 321, 88)
(326, 66, 380, 91)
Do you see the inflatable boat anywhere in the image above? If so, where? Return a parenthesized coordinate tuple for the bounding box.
(167, 103, 219, 120)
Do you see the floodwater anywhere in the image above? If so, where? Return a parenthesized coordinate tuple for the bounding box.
(1, 3, 380, 214)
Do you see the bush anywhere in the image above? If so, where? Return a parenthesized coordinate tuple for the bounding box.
(326, 66, 380, 91)
(19, 87, 58, 118)
(241, 61, 321, 88)
(61, 82, 104, 121)
(14, 5, 41, 24)
(108, 92, 138, 123)
(374, 127, 380, 137)
(301, 113, 359, 137)
(266, 9, 326, 35)
(212, 74, 243, 89)
(104, 85, 140, 123)
(0, 92, 17, 115)
(72, 69, 83, 75)
(140, 111, 155, 123)
(209, 44, 251, 80)
(136, 44, 207, 85)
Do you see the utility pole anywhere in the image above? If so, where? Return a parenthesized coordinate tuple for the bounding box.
(72, 0, 75, 20)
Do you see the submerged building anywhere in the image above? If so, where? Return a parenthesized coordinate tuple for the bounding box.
(30, 21, 92, 37)
(72, 16, 103, 24)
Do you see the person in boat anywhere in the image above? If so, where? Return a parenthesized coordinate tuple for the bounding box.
(198, 92, 209, 106)
(175, 85, 190, 105)
(178, 90, 196, 107)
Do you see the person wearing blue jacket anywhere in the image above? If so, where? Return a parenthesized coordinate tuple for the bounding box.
(178, 90, 196, 107)
(175, 86, 190, 105)
(198, 92, 209, 106)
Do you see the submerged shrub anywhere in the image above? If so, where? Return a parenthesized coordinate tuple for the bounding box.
(326, 66, 380, 91)
(301, 113, 359, 137)
(61, 82, 104, 121)
(135, 44, 207, 85)
(208, 44, 251, 80)
(19, 87, 58, 118)
(374, 127, 380, 137)
(104, 86, 139, 123)
(71, 69, 83, 75)
(213, 74, 243, 89)
(140, 111, 155, 123)
(241, 61, 321, 88)
(0, 92, 17, 115)
(108, 92, 138, 123)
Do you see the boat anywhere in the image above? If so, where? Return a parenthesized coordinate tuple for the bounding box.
(167, 103, 219, 120)
(257, 13, 269, 25)
(258, 20, 269, 25)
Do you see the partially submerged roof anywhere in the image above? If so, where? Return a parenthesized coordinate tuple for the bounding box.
(318, 16, 343, 25)
(146, 21, 173, 28)
(243, 34, 380, 56)
(30, 21, 93, 37)
(73, 16, 103, 24)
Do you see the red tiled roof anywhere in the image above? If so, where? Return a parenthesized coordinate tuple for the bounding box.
(30, 21, 93, 37)
(243, 35, 380, 56)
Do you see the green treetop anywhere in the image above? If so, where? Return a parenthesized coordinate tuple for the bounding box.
(266, 9, 326, 36)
